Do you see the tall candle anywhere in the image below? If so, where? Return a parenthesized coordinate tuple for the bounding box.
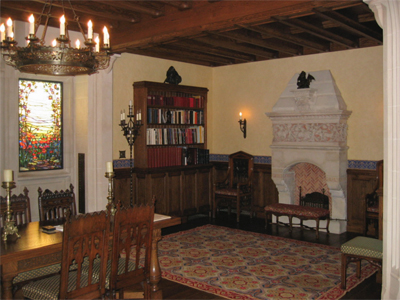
(3, 169, 13, 182)
(87, 20, 93, 39)
(106, 162, 113, 173)
(103, 26, 109, 45)
(239, 112, 242, 121)
(95, 36, 100, 52)
(60, 15, 65, 35)
(6, 18, 13, 38)
(29, 14, 35, 35)
(0, 23, 5, 42)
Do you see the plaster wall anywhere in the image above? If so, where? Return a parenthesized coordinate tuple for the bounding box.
(211, 46, 383, 160)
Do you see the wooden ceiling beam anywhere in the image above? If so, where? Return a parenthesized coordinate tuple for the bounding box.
(209, 30, 301, 56)
(312, 7, 382, 44)
(161, 1, 193, 11)
(30, 0, 138, 23)
(238, 24, 328, 53)
(274, 16, 356, 49)
(96, 1, 164, 17)
(194, 36, 276, 59)
(111, 1, 355, 52)
(172, 39, 255, 62)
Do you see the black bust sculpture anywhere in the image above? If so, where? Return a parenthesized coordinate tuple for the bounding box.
(164, 66, 182, 85)
(297, 71, 315, 89)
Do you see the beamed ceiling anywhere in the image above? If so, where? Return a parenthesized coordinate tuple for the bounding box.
(1, 0, 382, 67)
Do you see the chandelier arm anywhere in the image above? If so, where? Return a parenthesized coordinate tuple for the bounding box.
(67, 0, 87, 42)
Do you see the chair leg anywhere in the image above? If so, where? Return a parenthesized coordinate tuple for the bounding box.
(356, 259, 361, 278)
(341, 253, 348, 289)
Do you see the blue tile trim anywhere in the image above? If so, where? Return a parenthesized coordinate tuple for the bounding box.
(114, 159, 134, 169)
(113, 156, 377, 170)
(348, 160, 377, 170)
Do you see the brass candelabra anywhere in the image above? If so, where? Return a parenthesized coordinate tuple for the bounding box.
(104, 171, 116, 215)
(2, 181, 20, 242)
(119, 103, 142, 207)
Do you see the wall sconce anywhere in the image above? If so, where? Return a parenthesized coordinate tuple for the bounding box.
(238, 112, 247, 138)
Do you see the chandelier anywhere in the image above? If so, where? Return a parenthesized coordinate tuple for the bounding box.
(0, 0, 112, 76)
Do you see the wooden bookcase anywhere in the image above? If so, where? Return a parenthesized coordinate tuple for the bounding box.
(114, 81, 212, 218)
(133, 81, 209, 169)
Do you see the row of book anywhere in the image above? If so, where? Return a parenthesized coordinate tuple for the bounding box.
(147, 126, 205, 145)
(147, 95, 205, 108)
(147, 147, 210, 168)
(147, 108, 204, 125)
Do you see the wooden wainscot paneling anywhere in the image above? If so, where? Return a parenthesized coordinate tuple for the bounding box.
(114, 165, 213, 218)
(212, 161, 279, 218)
(346, 168, 378, 234)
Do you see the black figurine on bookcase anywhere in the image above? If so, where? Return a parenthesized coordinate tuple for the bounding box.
(164, 66, 182, 85)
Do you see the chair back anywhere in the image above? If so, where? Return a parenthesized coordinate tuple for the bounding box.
(0, 187, 31, 228)
(228, 151, 254, 188)
(110, 200, 155, 297)
(59, 210, 111, 299)
(38, 183, 76, 224)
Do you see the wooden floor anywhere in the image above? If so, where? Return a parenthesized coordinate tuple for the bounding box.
(157, 212, 382, 300)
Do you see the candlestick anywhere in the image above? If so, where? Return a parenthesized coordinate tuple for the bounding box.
(105, 170, 116, 215)
(29, 14, 35, 35)
(119, 103, 143, 207)
(60, 15, 65, 36)
(2, 181, 20, 242)
(6, 18, 13, 38)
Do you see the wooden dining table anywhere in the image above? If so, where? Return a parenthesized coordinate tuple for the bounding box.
(0, 214, 181, 300)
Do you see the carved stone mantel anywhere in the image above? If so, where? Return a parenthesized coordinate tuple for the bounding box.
(266, 70, 352, 234)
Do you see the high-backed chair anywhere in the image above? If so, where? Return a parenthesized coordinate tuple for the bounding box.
(364, 160, 383, 238)
(0, 187, 31, 228)
(213, 151, 254, 222)
(22, 209, 111, 300)
(109, 200, 155, 299)
(38, 184, 76, 224)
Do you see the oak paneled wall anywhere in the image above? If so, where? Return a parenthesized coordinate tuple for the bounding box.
(114, 163, 376, 233)
(346, 168, 378, 234)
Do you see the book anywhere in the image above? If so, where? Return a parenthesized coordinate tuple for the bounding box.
(42, 225, 56, 234)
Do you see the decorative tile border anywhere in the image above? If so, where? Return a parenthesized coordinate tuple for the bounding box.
(113, 156, 378, 170)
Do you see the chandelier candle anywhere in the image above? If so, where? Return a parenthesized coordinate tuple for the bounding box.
(6, 18, 12, 39)
(60, 15, 65, 36)
(88, 20, 93, 39)
(0, 24, 5, 42)
(29, 14, 35, 35)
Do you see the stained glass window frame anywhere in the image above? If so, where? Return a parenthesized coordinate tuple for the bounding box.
(18, 78, 63, 172)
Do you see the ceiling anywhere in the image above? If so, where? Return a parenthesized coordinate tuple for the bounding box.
(1, 0, 382, 67)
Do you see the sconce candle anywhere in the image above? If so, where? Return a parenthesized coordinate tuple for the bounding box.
(238, 113, 247, 138)
(239, 112, 242, 121)
(3, 169, 13, 182)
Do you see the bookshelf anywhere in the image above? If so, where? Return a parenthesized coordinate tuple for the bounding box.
(133, 81, 209, 169)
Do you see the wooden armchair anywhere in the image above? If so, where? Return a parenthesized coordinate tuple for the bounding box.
(22, 209, 111, 299)
(0, 187, 31, 228)
(364, 160, 383, 238)
(213, 151, 254, 222)
(109, 200, 155, 299)
(38, 184, 77, 224)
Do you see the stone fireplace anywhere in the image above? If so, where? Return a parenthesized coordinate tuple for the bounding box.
(266, 70, 351, 234)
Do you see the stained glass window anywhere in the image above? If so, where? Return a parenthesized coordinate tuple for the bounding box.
(18, 79, 63, 171)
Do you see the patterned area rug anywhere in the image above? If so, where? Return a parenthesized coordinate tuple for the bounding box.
(157, 224, 378, 300)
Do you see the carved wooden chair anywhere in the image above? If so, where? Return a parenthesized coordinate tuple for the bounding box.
(38, 183, 77, 225)
(0, 187, 31, 228)
(213, 151, 254, 222)
(22, 209, 111, 300)
(109, 200, 155, 299)
(364, 160, 383, 238)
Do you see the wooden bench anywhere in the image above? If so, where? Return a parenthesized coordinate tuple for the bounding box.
(264, 189, 330, 239)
